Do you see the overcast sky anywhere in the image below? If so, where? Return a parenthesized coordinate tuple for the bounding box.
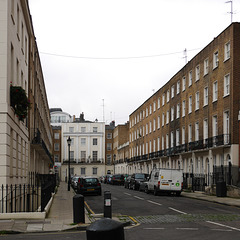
(28, 0, 240, 125)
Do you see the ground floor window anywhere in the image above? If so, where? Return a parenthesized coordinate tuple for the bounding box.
(92, 167, 98, 175)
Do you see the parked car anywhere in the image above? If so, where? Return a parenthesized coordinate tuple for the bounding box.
(71, 175, 81, 190)
(139, 180, 148, 192)
(124, 175, 131, 188)
(111, 174, 125, 185)
(129, 173, 149, 190)
(77, 176, 102, 195)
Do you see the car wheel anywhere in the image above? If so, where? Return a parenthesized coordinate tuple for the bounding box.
(176, 191, 181, 197)
(145, 186, 149, 194)
(154, 187, 158, 196)
(133, 184, 136, 190)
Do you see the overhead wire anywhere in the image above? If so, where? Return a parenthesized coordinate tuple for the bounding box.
(39, 47, 202, 60)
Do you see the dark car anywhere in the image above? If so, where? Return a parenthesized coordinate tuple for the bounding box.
(124, 175, 131, 188)
(111, 174, 125, 185)
(139, 180, 148, 192)
(129, 173, 149, 190)
(77, 177, 102, 195)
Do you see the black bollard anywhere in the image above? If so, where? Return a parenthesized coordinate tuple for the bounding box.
(73, 194, 85, 223)
(86, 218, 125, 240)
(104, 191, 112, 218)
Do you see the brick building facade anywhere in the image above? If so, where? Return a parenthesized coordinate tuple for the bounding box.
(129, 23, 240, 185)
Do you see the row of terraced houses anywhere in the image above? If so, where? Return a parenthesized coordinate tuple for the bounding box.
(115, 23, 240, 188)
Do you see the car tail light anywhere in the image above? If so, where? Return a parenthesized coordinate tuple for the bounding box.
(158, 181, 160, 187)
(78, 178, 81, 183)
(97, 183, 101, 186)
(181, 182, 183, 190)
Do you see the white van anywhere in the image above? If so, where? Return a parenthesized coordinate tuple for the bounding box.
(146, 168, 183, 196)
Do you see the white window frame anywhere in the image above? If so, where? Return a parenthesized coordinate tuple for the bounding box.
(171, 85, 174, 99)
(212, 115, 218, 137)
(204, 58, 209, 75)
(167, 90, 170, 103)
(195, 122, 199, 141)
(195, 92, 199, 110)
(182, 100, 186, 117)
(188, 124, 192, 143)
(203, 119, 208, 143)
(162, 113, 165, 126)
(224, 42, 230, 61)
(171, 107, 174, 122)
(176, 103, 180, 119)
(213, 51, 219, 69)
(188, 71, 192, 86)
(182, 76, 186, 91)
(189, 96, 192, 114)
(158, 98, 160, 109)
(157, 116, 160, 129)
(162, 94, 165, 106)
(204, 87, 208, 106)
(177, 80, 180, 94)
(224, 74, 230, 97)
(213, 81, 218, 102)
(176, 129, 180, 146)
(166, 111, 169, 124)
(171, 131, 174, 148)
(195, 65, 200, 81)
(182, 126, 185, 144)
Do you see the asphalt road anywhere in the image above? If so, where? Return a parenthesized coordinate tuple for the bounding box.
(2, 183, 240, 240)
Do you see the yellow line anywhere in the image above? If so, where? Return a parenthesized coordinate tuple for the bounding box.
(129, 216, 138, 224)
(84, 201, 95, 215)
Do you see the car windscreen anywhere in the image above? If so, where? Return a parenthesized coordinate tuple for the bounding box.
(83, 178, 98, 184)
(135, 174, 147, 179)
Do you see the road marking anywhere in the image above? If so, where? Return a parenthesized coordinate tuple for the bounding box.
(134, 196, 144, 200)
(124, 192, 131, 196)
(147, 200, 162, 206)
(211, 229, 232, 232)
(84, 201, 95, 214)
(176, 228, 198, 230)
(143, 228, 165, 230)
(168, 207, 187, 215)
(129, 216, 138, 224)
(206, 221, 240, 232)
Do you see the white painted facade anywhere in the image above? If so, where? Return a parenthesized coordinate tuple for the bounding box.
(60, 121, 106, 180)
(0, 0, 30, 185)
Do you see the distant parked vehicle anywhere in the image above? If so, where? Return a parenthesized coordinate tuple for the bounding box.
(139, 180, 148, 192)
(77, 176, 102, 196)
(71, 176, 81, 190)
(111, 174, 125, 185)
(145, 168, 183, 196)
(129, 173, 149, 190)
(124, 175, 131, 188)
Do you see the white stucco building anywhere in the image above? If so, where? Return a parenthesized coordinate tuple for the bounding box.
(61, 114, 106, 180)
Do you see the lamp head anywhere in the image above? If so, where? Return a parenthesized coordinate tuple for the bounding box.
(67, 136, 71, 146)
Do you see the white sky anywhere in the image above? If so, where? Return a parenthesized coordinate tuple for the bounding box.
(28, 0, 240, 125)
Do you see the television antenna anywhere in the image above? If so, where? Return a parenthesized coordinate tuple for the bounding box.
(226, 0, 233, 23)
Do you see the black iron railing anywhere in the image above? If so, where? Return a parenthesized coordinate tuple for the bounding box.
(0, 175, 57, 213)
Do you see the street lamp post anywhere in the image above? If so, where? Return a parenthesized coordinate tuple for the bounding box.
(67, 136, 71, 191)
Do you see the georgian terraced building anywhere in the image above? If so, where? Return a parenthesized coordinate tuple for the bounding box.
(129, 23, 240, 185)
(0, 0, 53, 187)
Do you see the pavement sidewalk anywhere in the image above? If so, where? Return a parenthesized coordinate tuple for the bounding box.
(0, 181, 91, 234)
(0, 182, 240, 234)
